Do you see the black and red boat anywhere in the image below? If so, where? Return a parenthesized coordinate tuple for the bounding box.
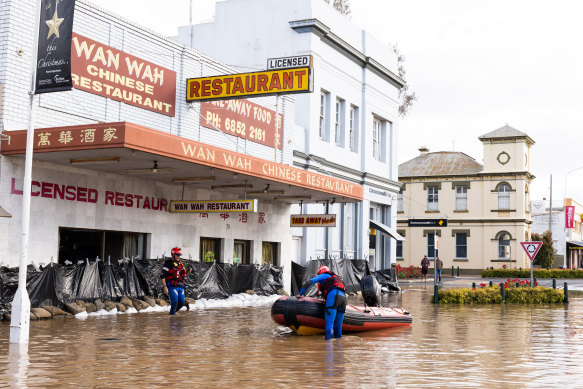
(271, 295, 412, 335)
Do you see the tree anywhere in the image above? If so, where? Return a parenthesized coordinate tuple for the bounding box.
(391, 44, 417, 117)
(323, 0, 351, 15)
(531, 231, 555, 268)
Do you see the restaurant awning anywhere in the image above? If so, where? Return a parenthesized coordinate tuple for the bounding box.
(567, 241, 583, 249)
(0, 205, 11, 218)
(370, 220, 405, 241)
(1, 122, 364, 204)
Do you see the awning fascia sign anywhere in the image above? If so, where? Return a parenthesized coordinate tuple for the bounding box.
(290, 214, 336, 227)
(0, 122, 364, 200)
(370, 220, 405, 241)
(170, 199, 258, 213)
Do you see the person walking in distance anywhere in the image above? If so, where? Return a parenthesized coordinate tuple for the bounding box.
(161, 247, 192, 315)
(435, 256, 443, 282)
(421, 255, 430, 283)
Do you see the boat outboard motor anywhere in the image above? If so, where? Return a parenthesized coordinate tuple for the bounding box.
(361, 275, 381, 307)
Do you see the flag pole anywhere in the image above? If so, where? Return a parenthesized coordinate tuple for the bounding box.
(10, 0, 41, 345)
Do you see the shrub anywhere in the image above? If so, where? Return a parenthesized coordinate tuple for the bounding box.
(481, 268, 583, 279)
(433, 286, 564, 304)
(396, 264, 422, 279)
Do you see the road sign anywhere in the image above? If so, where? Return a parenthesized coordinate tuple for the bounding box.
(408, 218, 448, 227)
(520, 241, 543, 261)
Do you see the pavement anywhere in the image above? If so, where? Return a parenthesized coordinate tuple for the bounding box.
(397, 275, 583, 291)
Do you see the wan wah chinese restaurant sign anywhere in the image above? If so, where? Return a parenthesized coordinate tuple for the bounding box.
(0, 122, 363, 200)
(290, 214, 337, 227)
(200, 100, 283, 149)
(170, 200, 258, 213)
(71, 33, 176, 116)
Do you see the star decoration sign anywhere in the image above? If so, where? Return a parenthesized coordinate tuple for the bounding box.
(45, 3, 64, 39)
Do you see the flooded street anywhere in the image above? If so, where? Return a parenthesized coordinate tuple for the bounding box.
(1, 286, 583, 388)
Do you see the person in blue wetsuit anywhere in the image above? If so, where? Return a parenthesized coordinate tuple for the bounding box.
(299, 265, 347, 340)
(161, 247, 192, 315)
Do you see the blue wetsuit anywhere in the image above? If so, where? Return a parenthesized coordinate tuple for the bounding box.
(161, 257, 187, 315)
(300, 273, 347, 340)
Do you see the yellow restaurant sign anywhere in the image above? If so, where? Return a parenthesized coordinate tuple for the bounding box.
(186, 67, 313, 102)
(170, 199, 258, 213)
(290, 214, 337, 227)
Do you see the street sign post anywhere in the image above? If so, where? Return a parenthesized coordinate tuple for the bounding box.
(408, 218, 448, 227)
(409, 218, 447, 288)
(520, 241, 543, 287)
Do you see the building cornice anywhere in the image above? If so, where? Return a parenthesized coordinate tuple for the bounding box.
(289, 19, 405, 89)
(399, 171, 536, 181)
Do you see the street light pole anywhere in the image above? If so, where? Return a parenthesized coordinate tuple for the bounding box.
(563, 167, 583, 268)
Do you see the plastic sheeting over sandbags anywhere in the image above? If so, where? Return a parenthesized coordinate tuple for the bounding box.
(0, 259, 285, 314)
(28, 264, 61, 308)
(293, 259, 371, 295)
(197, 262, 231, 300)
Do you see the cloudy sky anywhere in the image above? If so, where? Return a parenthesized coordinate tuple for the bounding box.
(88, 0, 583, 204)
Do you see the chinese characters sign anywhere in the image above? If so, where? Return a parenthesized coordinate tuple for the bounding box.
(71, 33, 176, 116)
(30, 123, 123, 149)
(200, 100, 283, 149)
(170, 199, 258, 213)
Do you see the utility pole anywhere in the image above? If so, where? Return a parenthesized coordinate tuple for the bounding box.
(548, 175, 552, 233)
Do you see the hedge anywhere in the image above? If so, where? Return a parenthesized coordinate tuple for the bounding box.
(433, 286, 565, 304)
(481, 268, 583, 279)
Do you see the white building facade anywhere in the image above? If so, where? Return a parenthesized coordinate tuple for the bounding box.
(175, 0, 404, 270)
(0, 0, 365, 291)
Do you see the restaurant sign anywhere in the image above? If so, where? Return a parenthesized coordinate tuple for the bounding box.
(200, 100, 283, 149)
(186, 67, 313, 102)
(170, 200, 258, 213)
(71, 33, 177, 116)
(290, 214, 337, 227)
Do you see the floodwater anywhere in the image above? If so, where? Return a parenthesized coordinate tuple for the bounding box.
(1, 286, 583, 388)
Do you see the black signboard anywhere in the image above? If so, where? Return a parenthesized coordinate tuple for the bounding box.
(408, 218, 448, 227)
(35, 0, 75, 94)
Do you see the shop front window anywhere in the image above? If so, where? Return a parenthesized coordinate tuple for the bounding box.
(201, 237, 221, 263)
(262, 242, 279, 266)
(58, 227, 147, 264)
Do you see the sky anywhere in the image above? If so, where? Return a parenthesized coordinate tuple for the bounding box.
(87, 0, 583, 205)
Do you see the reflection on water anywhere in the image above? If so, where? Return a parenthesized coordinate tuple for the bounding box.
(1, 287, 582, 387)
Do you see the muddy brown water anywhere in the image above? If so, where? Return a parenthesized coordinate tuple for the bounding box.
(1, 286, 582, 388)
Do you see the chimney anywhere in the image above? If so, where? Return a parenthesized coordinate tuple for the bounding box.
(419, 146, 429, 156)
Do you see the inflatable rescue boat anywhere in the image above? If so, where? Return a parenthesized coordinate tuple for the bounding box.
(271, 296, 412, 335)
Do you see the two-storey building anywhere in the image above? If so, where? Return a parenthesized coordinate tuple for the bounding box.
(174, 0, 405, 270)
(397, 126, 535, 273)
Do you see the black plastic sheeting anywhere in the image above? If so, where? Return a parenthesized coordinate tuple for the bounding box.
(290, 259, 400, 295)
(0, 259, 284, 313)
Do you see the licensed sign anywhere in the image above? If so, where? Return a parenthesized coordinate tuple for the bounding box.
(520, 241, 543, 261)
(200, 100, 283, 149)
(186, 67, 313, 102)
(267, 55, 312, 70)
(290, 214, 336, 227)
(408, 218, 448, 227)
(170, 199, 258, 213)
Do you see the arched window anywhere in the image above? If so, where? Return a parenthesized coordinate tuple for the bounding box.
(497, 232, 511, 259)
(497, 183, 511, 209)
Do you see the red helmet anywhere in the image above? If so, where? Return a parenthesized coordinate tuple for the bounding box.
(317, 265, 330, 275)
(171, 247, 182, 255)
